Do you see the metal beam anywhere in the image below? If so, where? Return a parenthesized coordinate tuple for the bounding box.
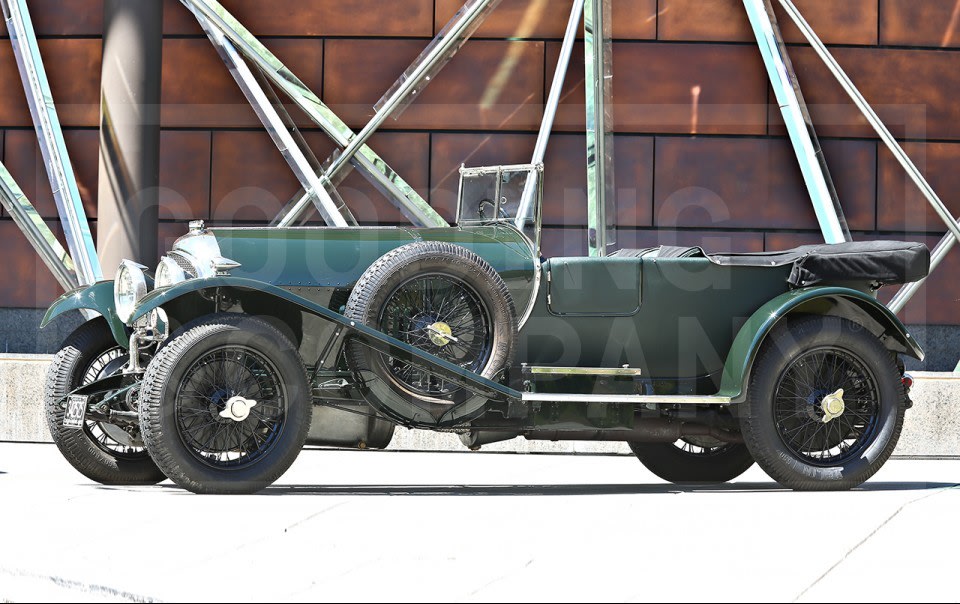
(97, 0, 164, 274)
(311, 0, 500, 199)
(778, 0, 960, 312)
(373, 0, 502, 121)
(744, 0, 849, 244)
(0, 162, 77, 291)
(887, 231, 956, 314)
(260, 70, 358, 227)
(192, 8, 353, 227)
(281, 0, 502, 227)
(179, 0, 446, 228)
(1, 0, 101, 284)
(516, 0, 584, 231)
(585, 0, 616, 257)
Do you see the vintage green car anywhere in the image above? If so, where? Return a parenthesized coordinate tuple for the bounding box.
(42, 164, 929, 494)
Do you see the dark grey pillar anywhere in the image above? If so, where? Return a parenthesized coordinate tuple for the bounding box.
(97, 0, 164, 275)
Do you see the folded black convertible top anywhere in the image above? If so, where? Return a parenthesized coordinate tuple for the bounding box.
(613, 241, 930, 287)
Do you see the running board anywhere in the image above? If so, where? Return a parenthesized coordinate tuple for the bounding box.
(521, 393, 732, 405)
(524, 365, 643, 377)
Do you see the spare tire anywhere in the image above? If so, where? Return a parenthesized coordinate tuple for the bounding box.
(345, 242, 517, 423)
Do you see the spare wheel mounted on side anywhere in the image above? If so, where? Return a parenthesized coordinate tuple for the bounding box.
(344, 241, 517, 426)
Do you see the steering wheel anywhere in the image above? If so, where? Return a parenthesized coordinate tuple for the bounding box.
(477, 198, 509, 220)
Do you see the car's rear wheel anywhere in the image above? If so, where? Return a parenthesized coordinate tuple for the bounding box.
(740, 315, 907, 491)
(629, 438, 754, 484)
(45, 319, 165, 485)
(344, 242, 516, 419)
(138, 314, 311, 494)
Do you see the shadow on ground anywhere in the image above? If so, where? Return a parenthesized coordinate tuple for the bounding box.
(143, 481, 960, 496)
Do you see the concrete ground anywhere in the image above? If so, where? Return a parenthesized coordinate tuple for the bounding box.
(0, 443, 957, 603)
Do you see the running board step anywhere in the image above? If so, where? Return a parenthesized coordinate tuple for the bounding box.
(523, 365, 643, 377)
(521, 393, 732, 405)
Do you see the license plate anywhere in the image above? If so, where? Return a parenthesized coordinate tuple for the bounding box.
(63, 394, 88, 430)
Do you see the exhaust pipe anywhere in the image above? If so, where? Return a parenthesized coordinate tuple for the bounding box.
(523, 418, 743, 444)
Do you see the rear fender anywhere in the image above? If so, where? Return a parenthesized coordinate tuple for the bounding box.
(719, 287, 922, 402)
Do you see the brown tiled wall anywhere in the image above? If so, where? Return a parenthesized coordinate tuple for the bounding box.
(1, 0, 958, 326)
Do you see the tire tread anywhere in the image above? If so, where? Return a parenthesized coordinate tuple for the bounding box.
(45, 319, 165, 485)
(139, 314, 311, 494)
(740, 315, 906, 491)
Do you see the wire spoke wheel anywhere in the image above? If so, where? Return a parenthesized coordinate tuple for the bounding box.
(378, 273, 492, 398)
(139, 315, 311, 494)
(673, 437, 730, 457)
(773, 347, 880, 466)
(345, 242, 516, 424)
(741, 316, 906, 491)
(629, 435, 755, 484)
(79, 347, 147, 458)
(174, 345, 286, 469)
(45, 319, 165, 485)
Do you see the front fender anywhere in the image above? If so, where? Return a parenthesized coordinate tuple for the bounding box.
(129, 276, 280, 323)
(131, 276, 519, 428)
(41, 281, 129, 348)
(719, 287, 923, 402)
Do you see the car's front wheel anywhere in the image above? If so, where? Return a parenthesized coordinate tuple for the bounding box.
(138, 314, 312, 494)
(740, 316, 907, 491)
(629, 439, 754, 484)
(45, 319, 165, 485)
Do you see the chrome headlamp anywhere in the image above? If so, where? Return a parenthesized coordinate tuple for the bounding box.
(114, 260, 148, 323)
(155, 255, 187, 288)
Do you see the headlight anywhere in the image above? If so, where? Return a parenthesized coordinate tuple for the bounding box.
(115, 260, 148, 323)
(155, 255, 187, 288)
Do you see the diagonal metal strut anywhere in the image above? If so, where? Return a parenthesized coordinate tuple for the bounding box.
(190, 7, 354, 227)
(744, 0, 850, 244)
(0, 162, 77, 290)
(1, 0, 101, 284)
(180, 0, 447, 228)
(775, 0, 960, 314)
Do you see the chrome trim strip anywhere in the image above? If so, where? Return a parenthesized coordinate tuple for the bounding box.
(522, 393, 733, 405)
(1, 0, 101, 284)
(527, 366, 642, 377)
(460, 163, 542, 177)
(517, 252, 541, 331)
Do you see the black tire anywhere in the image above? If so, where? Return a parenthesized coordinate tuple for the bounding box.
(344, 241, 516, 416)
(740, 315, 907, 491)
(138, 314, 312, 494)
(45, 319, 165, 485)
(629, 440, 754, 484)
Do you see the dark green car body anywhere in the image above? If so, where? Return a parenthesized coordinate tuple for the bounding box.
(44, 222, 923, 434)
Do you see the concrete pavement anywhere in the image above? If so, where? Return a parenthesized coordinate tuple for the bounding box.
(0, 442, 958, 603)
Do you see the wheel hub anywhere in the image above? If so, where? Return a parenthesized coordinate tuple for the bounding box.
(219, 396, 258, 422)
(820, 388, 845, 423)
(427, 321, 454, 347)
